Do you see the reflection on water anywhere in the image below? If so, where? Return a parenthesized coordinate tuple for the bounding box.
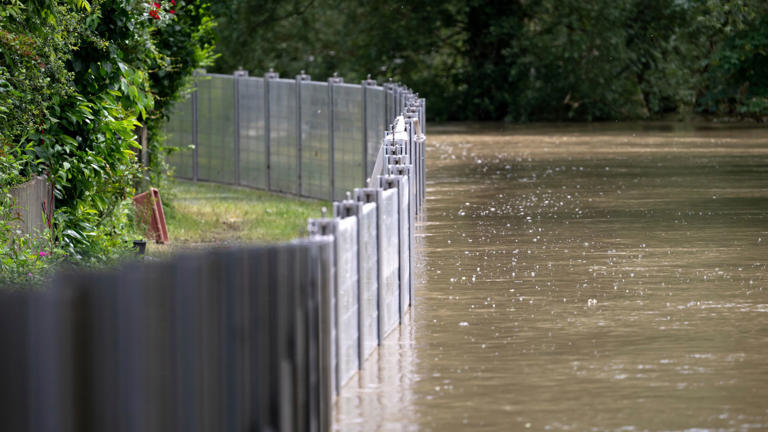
(335, 123, 768, 431)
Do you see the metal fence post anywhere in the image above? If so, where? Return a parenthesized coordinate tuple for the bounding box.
(362, 79, 368, 183)
(264, 69, 279, 191)
(362, 75, 377, 182)
(192, 69, 204, 182)
(296, 72, 310, 197)
(328, 73, 343, 201)
(421, 97, 426, 203)
(234, 70, 249, 186)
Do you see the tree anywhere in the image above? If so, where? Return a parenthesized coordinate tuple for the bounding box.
(209, 0, 767, 121)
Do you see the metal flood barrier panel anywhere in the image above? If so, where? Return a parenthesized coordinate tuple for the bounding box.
(307, 215, 360, 394)
(355, 187, 400, 340)
(164, 72, 425, 210)
(165, 95, 194, 179)
(268, 78, 299, 194)
(237, 76, 266, 188)
(365, 86, 386, 177)
(197, 74, 236, 183)
(390, 164, 416, 306)
(381, 174, 411, 319)
(334, 198, 379, 363)
(332, 83, 364, 200)
(355, 202, 379, 361)
(300, 81, 331, 199)
(334, 216, 360, 389)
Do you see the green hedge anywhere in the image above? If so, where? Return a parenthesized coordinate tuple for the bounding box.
(0, 0, 215, 284)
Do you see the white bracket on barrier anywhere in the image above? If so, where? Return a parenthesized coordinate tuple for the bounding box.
(386, 155, 409, 166)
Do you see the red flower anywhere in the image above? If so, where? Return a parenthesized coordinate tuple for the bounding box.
(169, 9, 175, 14)
(153, 2, 161, 7)
(170, 0, 176, 4)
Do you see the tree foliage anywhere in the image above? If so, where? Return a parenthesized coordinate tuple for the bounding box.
(211, 0, 768, 121)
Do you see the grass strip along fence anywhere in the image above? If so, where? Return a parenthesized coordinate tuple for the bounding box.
(0, 72, 426, 432)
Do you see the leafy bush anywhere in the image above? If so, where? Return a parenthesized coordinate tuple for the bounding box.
(0, 0, 215, 283)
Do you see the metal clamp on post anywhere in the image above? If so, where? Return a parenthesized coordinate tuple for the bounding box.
(388, 164, 412, 177)
(362, 75, 378, 87)
(384, 145, 406, 156)
(307, 207, 334, 237)
(333, 192, 359, 219)
(386, 155, 409, 166)
(328, 73, 344, 85)
(264, 69, 279, 80)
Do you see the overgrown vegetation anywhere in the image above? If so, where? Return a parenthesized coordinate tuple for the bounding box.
(0, 0, 215, 284)
(211, 0, 768, 122)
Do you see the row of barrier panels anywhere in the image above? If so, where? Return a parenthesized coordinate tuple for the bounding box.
(166, 71, 426, 202)
(0, 72, 426, 432)
(308, 103, 426, 394)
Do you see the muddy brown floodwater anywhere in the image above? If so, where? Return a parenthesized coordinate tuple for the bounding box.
(335, 122, 768, 431)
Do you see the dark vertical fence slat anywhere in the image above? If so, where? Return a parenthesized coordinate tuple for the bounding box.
(83, 272, 121, 432)
(201, 255, 225, 431)
(0, 291, 31, 432)
(293, 244, 310, 432)
(270, 246, 294, 431)
(227, 249, 252, 432)
(28, 274, 83, 432)
(315, 236, 335, 432)
(173, 256, 200, 432)
(243, 247, 273, 431)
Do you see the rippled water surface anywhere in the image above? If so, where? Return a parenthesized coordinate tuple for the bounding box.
(335, 123, 768, 431)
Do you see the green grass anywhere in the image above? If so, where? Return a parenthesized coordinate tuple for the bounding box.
(146, 179, 328, 257)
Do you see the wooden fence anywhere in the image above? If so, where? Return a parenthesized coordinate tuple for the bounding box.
(7, 176, 53, 236)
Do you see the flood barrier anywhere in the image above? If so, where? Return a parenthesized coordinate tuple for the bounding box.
(0, 72, 426, 432)
(166, 71, 426, 202)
